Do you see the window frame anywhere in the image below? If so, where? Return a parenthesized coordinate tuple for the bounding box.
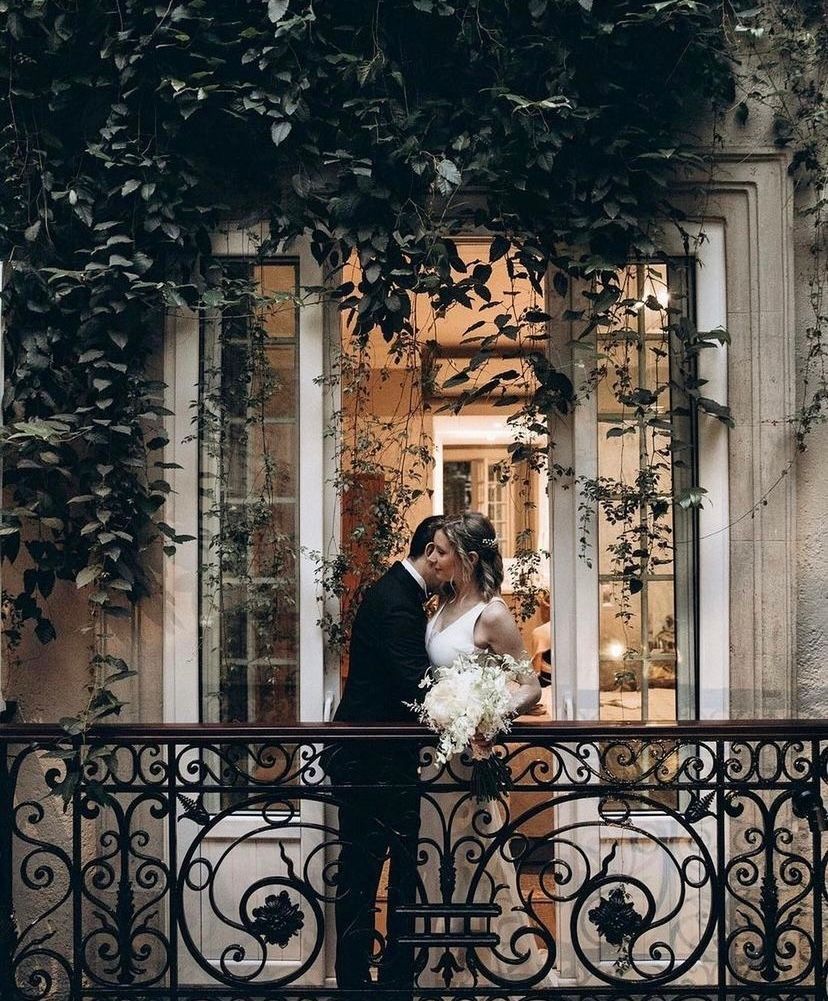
(162, 228, 327, 725)
(550, 223, 729, 722)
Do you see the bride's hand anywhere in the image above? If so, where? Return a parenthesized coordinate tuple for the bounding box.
(523, 702, 546, 716)
(469, 733, 493, 760)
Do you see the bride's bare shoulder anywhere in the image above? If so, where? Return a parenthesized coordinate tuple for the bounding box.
(478, 596, 513, 627)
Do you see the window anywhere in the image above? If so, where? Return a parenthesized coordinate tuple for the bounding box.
(199, 261, 301, 726)
(595, 262, 697, 722)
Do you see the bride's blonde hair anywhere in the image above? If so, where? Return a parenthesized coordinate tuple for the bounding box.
(442, 512, 503, 601)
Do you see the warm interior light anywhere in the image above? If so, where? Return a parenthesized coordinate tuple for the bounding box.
(656, 288, 670, 309)
(607, 640, 625, 660)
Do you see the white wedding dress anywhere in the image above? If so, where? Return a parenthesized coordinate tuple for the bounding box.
(415, 598, 557, 991)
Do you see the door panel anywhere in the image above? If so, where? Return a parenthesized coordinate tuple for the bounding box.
(166, 235, 328, 987)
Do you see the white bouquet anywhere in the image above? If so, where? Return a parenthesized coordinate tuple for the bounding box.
(406, 651, 533, 800)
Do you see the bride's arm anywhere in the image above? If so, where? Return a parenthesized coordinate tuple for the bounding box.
(476, 601, 542, 716)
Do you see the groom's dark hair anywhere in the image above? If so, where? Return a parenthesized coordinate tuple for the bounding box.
(409, 515, 443, 558)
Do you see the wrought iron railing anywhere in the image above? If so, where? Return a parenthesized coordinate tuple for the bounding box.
(1, 720, 826, 1000)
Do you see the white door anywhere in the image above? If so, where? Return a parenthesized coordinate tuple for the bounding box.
(550, 228, 729, 988)
(163, 231, 330, 988)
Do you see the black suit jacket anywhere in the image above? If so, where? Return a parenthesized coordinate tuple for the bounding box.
(329, 562, 429, 781)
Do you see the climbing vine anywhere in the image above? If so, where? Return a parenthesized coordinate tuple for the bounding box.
(1, 0, 816, 735)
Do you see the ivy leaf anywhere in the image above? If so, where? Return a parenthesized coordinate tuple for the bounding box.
(489, 235, 510, 262)
(120, 179, 141, 196)
(24, 220, 42, 242)
(271, 120, 292, 145)
(552, 271, 568, 297)
(537, 150, 556, 172)
(677, 486, 708, 510)
(435, 158, 461, 194)
(35, 617, 56, 643)
(79, 349, 105, 363)
(696, 396, 734, 426)
(267, 0, 289, 22)
(75, 565, 101, 588)
(58, 717, 85, 736)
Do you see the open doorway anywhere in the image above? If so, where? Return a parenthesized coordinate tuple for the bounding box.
(432, 414, 553, 717)
(335, 240, 554, 707)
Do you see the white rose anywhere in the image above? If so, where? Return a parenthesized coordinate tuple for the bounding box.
(425, 674, 479, 728)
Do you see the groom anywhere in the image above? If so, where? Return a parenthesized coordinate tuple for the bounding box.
(330, 515, 443, 992)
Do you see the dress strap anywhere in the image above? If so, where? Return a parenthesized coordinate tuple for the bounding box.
(471, 596, 509, 646)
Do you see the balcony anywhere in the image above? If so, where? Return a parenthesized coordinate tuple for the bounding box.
(1, 721, 826, 999)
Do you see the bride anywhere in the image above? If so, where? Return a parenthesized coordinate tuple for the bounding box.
(415, 512, 557, 990)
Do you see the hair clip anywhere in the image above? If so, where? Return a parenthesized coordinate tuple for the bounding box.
(479, 537, 500, 549)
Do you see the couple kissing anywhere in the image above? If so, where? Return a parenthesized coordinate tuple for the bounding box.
(328, 513, 554, 992)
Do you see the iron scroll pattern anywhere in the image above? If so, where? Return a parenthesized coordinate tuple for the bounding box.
(0, 725, 825, 999)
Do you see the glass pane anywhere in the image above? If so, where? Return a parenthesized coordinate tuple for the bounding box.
(598, 501, 674, 576)
(443, 460, 472, 515)
(642, 264, 669, 333)
(249, 423, 296, 497)
(645, 580, 678, 722)
(225, 422, 247, 498)
(222, 585, 249, 662)
(221, 342, 249, 418)
(598, 510, 638, 577)
(252, 504, 297, 575)
(598, 420, 640, 484)
(643, 339, 671, 396)
(200, 261, 300, 731)
(251, 661, 299, 725)
(650, 501, 674, 577)
(596, 336, 639, 413)
(257, 345, 297, 418)
(599, 422, 674, 493)
(487, 466, 508, 543)
(258, 263, 299, 340)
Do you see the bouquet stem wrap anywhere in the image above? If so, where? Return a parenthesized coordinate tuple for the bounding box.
(470, 753, 513, 803)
